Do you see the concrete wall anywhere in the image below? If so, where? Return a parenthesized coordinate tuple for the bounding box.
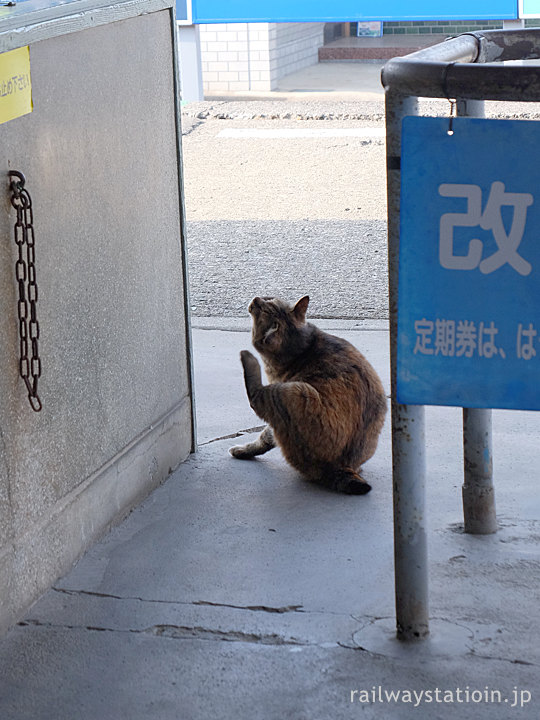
(0, 7, 194, 634)
(199, 22, 324, 93)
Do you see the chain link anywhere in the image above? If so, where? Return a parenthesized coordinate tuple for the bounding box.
(9, 171, 42, 412)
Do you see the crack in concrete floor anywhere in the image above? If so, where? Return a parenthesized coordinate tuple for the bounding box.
(16, 618, 345, 649)
(198, 425, 266, 446)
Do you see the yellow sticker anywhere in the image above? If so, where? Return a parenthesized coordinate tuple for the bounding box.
(0, 46, 32, 126)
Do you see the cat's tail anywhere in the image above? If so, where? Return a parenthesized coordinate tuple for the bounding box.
(314, 466, 372, 495)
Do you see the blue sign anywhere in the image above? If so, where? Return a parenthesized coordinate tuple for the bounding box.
(520, 0, 540, 17)
(190, 0, 517, 23)
(176, 0, 189, 22)
(398, 116, 540, 410)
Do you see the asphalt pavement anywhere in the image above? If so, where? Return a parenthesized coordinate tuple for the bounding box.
(185, 219, 388, 319)
(181, 91, 390, 320)
(180, 64, 540, 321)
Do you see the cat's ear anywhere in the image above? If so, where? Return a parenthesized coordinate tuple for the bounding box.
(292, 295, 309, 322)
(249, 297, 263, 313)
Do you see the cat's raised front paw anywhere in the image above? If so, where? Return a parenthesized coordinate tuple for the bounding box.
(240, 350, 262, 397)
(240, 350, 260, 373)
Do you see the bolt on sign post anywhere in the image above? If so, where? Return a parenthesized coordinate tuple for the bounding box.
(382, 28, 540, 641)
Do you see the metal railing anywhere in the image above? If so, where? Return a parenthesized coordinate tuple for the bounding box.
(382, 28, 540, 641)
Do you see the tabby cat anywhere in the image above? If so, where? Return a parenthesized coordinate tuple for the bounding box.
(230, 296, 386, 494)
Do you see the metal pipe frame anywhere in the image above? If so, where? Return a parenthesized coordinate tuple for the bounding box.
(455, 100, 497, 536)
(462, 408, 497, 534)
(382, 29, 540, 100)
(383, 28, 540, 640)
(386, 92, 429, 641)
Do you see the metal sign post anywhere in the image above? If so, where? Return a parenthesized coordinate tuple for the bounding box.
(382, 28, 540, 641)
(456, 99, 497, 537)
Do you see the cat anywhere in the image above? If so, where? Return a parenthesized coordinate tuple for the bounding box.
(229, 295, 387, 494)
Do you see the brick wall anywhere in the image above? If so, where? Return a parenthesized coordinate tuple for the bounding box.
(199, 23, 252, 94)
(199, 22, 324, 95)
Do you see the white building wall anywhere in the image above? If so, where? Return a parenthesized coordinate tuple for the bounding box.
(270, 23, 324, 85)
(199, 22, 324, 94)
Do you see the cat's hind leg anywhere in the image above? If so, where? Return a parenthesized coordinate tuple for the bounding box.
(230, 425, 276, 459)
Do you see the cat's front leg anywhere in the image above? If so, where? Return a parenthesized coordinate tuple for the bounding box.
(240, 350, 263, 401)
(230, 352, 275, 459)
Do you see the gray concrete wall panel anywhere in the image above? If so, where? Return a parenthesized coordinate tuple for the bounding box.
(0, 7, 193, 633)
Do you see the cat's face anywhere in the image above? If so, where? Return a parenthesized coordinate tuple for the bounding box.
(248, 296, 310, 359)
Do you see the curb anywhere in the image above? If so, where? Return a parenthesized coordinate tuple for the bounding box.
(191, 317, 389, 332)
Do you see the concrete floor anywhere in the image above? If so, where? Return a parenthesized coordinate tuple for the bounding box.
(0, 320, 539, 719)
(275, 62, 386, 98)
(205, 59, 388, 101)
